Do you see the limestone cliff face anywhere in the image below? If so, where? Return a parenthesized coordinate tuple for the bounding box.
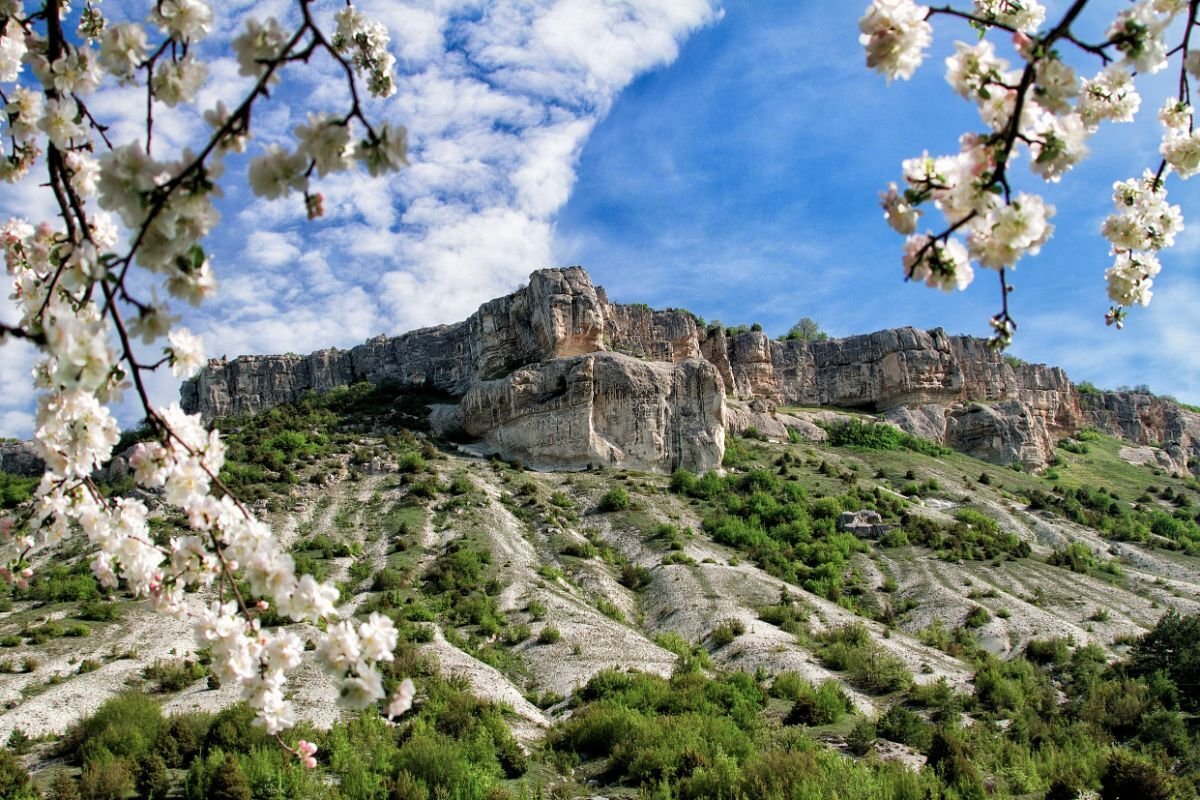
(181, 266, 1194, 474)
(1081, 392, 1200, 473)
(457, 354, 724, 473)
(0, 441, 43, 476)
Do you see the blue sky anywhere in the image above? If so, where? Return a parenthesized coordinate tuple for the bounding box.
(2, 0, 1199, 437)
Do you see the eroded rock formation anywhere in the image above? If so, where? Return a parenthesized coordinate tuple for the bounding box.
(181, 266, 1199, 474)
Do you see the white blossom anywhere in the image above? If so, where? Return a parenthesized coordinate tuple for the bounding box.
(1032, 57, 1078, 115)
(333, 6, 397, 98)
(1077, 66, 1140, 128)
(167, 328, 206, 378)
(859, 0, 932, 82)
(39, 96, 87, 148)
(1101, 172, 1184, 252)
(1025, 110, 1089, 182)
(295, 114, 352, 176)
(966, 193, 1055, 269)
(1162, 130, 1200, 178)
(386, 678, 415, 720)
(66, 151, 100, 197)
(34, 390, 120, 478)
(355, 123, 408, 177)
(1107, 2, 1169, 75)
(99, 23, 148, 82)
(232, 17, 287, 81)
(1159, 98, 1191, 134)
(944, 40, 1012, 105)
(152, 0, 213, 43)
(49, 47, 101, 95)
(339, 664, 386, 709)
(0, 18, 27, 82)
(152, 55, 208, 107)
(1106, 250, 1160, 306)
(6, 87, 44, 142)
(358, 613, 398, 662)
(247, 145, 308, 199)
(972, 0, 1045, 32)
(880, 182, 920, 234)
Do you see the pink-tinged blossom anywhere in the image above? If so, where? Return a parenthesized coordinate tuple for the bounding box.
(903, 234, 973, 291)
(297, 740, 318, 769)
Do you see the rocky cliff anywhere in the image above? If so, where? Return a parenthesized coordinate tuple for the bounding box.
(181, 267, 1199, 474)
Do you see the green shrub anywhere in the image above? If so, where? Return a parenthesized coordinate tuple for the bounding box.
(817, 623, 913, 694)
(65, 693, 164, 765)
(876, 704, 932, 750)
(783, 680, 851, 726)
(0, 748, 38, 800)
(537, 626, 561, 645)
(135, 753, 171, 800)
(847, 716, 877, 755)
(599, 487, 631, 512)
(79, 756, 135, 800)
(142, 658, 207, 693)
(207, 753, 251, 800)
(964, 605, 991, 628)
(75, 601, 121, 622)
(47, 770, 81, 800)
(710, 618, 746, 648)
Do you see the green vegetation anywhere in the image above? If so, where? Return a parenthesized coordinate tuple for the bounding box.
(214, 382, 451, 498)
(780, 316, 830, 343)
(598, 486, 631, 512)
(0, 471, 38, 510)
(1029, 484, 1200, 556)
(823, 418, 951, 457)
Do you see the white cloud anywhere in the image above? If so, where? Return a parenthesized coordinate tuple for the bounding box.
(244, 230, 302, 268)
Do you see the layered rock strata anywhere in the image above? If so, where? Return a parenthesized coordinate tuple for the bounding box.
(181, 266, 1198, 473)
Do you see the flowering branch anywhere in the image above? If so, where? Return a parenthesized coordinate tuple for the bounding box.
(0, 0, 415, 764)
(862, 0, 1196, 346)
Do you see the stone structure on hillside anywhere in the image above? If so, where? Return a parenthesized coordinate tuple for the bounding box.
(181, 267, 1200, 474)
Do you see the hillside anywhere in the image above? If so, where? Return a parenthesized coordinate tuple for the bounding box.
(1, 382, 1198, 798)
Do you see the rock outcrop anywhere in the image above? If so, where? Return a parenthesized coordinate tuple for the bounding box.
(0, 440, 44, 476)
(181, 266, 1198, 474)
(454, 353, 724, 473)
(1080, 391, 1200, 474)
